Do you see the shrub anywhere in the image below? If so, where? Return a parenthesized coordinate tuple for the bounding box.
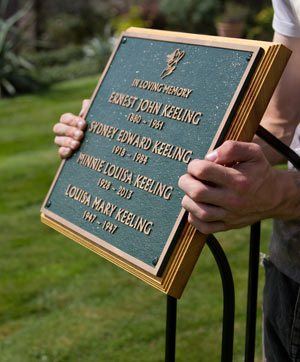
(44, 13, 90, 48)
(215, 2, 248, 24)
(111, 5, 151, 35)
(30, 59, 101, 86)
(247, 5, 274, 40)
(26, 45, 84, 68)
(0, 2, 42, 97)
(43, 9, 112, 49)
(160, 0, 222, 34)
(83, 37, 113, 67)
(27, 40, 111, 86)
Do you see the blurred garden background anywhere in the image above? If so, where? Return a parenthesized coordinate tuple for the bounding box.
(1, 0, 276, 361)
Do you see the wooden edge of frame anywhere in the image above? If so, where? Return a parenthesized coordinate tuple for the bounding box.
(126, 27, 282, 51)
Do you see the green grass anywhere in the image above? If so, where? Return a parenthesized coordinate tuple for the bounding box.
(0, 76, 271, 361)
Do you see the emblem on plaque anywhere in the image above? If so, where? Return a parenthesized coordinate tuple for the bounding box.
(160, 49, 185, 79)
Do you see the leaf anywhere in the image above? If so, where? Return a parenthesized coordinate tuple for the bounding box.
(5, 2, 33, 29)
(1, 78, 16, 95)
(18, 55, 34, 71)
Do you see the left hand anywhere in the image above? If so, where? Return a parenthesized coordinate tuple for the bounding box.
(178, 140, 282, 234)
(53, 99, 90, 159)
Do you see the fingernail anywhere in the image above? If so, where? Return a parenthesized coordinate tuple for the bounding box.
(78, 120, 85, 128)
(75, 130, 82, 139)
(79, 109, 85, 117)
(61, 149, 70, 158)
(71, 140, 79, 148)
(205, 150, 218, 162)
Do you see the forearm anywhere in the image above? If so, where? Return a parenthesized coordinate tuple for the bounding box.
(272, 168, 300, 220)
(252, 32, 300, 165)
(253, 111, 298, 166)
(253, 133, 287, 166)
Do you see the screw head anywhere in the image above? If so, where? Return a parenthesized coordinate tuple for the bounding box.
(152, 257, 159, 266)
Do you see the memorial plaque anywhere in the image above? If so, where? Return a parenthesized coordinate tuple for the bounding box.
(41, 28, 291, 298)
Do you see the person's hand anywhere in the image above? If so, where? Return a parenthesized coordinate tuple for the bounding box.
(53, 99, 90, 158)
(178, 140, 285, 234)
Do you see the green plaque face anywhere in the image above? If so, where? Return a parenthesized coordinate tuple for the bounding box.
(42, 30, 262, 276)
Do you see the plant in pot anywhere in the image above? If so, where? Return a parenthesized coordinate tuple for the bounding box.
(215, 1, 248, 38)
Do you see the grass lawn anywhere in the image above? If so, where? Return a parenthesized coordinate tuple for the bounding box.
(0, 75, 272, 362)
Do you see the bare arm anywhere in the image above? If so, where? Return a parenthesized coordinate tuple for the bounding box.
(255, 32, 300, 164)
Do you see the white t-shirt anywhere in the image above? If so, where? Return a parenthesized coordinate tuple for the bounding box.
(272, 0, 300, 37)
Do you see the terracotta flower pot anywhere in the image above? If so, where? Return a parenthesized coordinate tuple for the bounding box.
(216, 22, 245, 38)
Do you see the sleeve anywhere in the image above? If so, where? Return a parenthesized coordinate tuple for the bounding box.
(272, 0, 300, 37)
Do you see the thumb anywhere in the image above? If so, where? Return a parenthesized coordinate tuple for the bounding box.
(205, 140, 262, 166)
(79, 99, 91, 117)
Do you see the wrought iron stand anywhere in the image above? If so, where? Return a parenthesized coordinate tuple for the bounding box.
(165, 234, 235, 362)
(164, 125, 300, 362)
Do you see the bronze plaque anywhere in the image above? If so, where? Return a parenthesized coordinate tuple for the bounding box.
(41, 28, 290, 297)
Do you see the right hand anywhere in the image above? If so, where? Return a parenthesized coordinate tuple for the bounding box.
(53, 99, 90, 159)
(178, 140, 286, 234)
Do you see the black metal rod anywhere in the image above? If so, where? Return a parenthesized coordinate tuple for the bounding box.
(245, 222, 261, 362)
(246, 126, 300, 361)
(207, 235, 235, 362)
(165, 295, 177, 362)
(256, 125, 300, 169)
